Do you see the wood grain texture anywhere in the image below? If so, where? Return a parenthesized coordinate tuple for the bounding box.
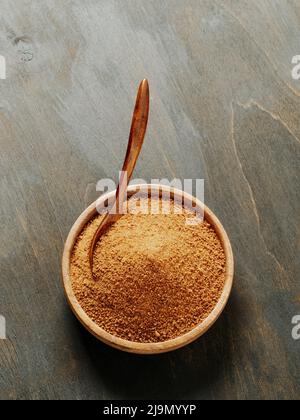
(0, 0, 299, 400)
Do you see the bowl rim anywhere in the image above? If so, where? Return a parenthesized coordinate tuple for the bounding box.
(62, 183, 234, 354)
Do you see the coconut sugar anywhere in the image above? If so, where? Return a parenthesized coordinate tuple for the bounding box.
(70, 197, 226, 343)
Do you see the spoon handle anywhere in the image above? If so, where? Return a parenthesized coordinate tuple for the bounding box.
(115, 79, 150, 215)
(89, 79, 150, 270)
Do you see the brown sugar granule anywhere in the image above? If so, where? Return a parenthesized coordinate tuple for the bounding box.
(70, 197, 226, 343)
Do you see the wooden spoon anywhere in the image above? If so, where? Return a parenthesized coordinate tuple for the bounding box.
(89, 79, 150, 274)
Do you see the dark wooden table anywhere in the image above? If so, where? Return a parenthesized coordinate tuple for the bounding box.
(0, 0, 299, 400)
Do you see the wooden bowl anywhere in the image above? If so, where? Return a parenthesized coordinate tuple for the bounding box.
(62, 184, 234, 354)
